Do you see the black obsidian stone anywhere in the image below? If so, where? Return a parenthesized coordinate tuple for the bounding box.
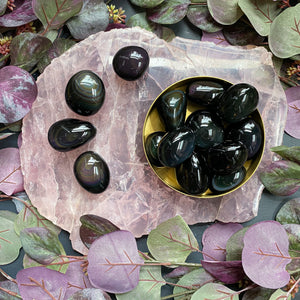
(207, 141, 248, 175)
(112, 46, 149, 81)
(145, 131, 166, 167)
(65, 70, 105, 116)
(157, 126, 195, 168)
(74, 151, 110, 194)
(187, 80, 225, 106)
(185, 110, 224, 149)
(211, 167, 246, 193)
(48, 118, 96, 152)
(226, 118, 263, 159)
(217, 83, 259, 123)
(176, 152, 209, 195)
(156, 90, 187, 131)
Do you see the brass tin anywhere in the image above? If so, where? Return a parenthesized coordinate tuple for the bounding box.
(142, 76, 265, 198)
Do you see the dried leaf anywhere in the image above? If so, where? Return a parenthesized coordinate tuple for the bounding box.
(147, 215, 198, 263)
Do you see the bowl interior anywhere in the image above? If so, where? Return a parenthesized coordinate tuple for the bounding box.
(142, 76, 265, 198)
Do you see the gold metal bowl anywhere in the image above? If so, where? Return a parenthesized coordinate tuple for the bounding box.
(142, 76, 265, 198)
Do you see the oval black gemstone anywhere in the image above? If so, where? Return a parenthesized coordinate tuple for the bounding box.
(48, 118, 96, 152)
(145, 131, 166, 167)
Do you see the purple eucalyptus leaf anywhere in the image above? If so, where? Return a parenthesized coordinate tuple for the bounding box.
(79, 214, 120, 249)
(271, 146, 300, 165)
(187, 4, 223, 32)
(10, 32, 52, 71)
(147, 0, 191, 25)
(276, 198, 300, 225)
(202, 222, 243, 261)
(285, 86, 300, 104)
(16, 267, 68, 300)
(19, 227, 63, 264)
(242, 221, 291, 289)
(164, 266, 196, 279)
(259, 160, 300, 196)
(32, 0, 83, 32)
(286, 100, 300, 139)
(201, 260, 245, 284)
(201, 30, 230, 46)
(87, 230, 144, 293)
(67, 288, 111, 300)
(105, 23, 127, 31)
(64, 261, 93, 299)
(66, 0, 109, 40)
(0, 66, 37, 123)
(0, 0, 37, 27)
(0, 148, 23, 195)
(0, 280, 20, 300)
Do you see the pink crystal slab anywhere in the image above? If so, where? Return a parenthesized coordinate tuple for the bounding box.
(20, 28, 287, 254)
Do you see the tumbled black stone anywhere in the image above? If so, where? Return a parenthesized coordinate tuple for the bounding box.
(112, 46, 149, 81)
(156, 90, 187, 131)
(48, 118, 96, 152)
(74, 151, 110, 194)
(65, 70, 105, 116)
(144, 131, 166, 167)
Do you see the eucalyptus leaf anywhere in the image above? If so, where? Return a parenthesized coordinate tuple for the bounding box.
(269, 4, 300, 58)
(271, 145, 300, 164)
(190, 282, 239, 300)
(173, 268, 214, 299)
(20, 227, 63, 264)
(259, 160, 300, 196)
(116, 265, 164, 300)
(0, 213, 22, 265)
(226, 227, 248, 261)
(276, 198, 300, 225)
(207, 0, 243, 25)
(32, 0, 83, 32)
(129, 0, 164, 8)
(269, 289, 291, 300)
(12, 191, 30, 213)
(147, 215, 198, 263)
(238, 0, 281, 36)
(10, 32, 52, 71)
(186, 4, 223, 33)
(147, 0, 191, 25)
(68, 288, 111, 300)
(242, 286, 274, 300)
(14, 199, 60, 236)
(201, 30, 230, 46)
(160, 26, 176, 41)
(0, 280, 20, 300)
(0, 0, 7, 16)
(66, 0, 109, 40)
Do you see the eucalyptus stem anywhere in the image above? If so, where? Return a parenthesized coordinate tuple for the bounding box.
(0, 53, 10, 63)
(144, 260, 202, 268)
(161, 289, 195, 299)
(0, 120, 22, 133)
(0, 286, 22, 299)
(279, 76, 300, 87)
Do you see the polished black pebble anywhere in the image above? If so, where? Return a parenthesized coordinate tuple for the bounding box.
(217, 83, 259, 123)
(74, 151, 110, 194)
(176, 152, 209, 195)
(211, 167, 246, 193)
(158, 126, 195, 168)
(207, 141, 248, 175)
(144, 131, 166, 167)
(187, 80, 225, 106)
(156, 90, 187, 131)
(48, 118, 96, 152)
(226, 118, 263, 159)
(185, 110, 224, 149)
(65, 70, 105, 116)
(113, 46, 149, 81)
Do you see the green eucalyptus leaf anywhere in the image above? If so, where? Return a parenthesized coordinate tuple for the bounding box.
(116, 265, 164, 300)
(43, 30, 59, 42)
(226, 227, 249, 261)
(66, 0, 109, 40)
(276, 198, 300, 225)
(20, 227, 63, 264)
(269, 289, 291, 300)
(10, 32, 52, 71)
(14, 200, 60, 236)
(0, 280, 20, 300)
(38, 38, 76, 73)
(186, 4, 223, 32)
(147, 215, 198, 263)
(148, 0, 191, 25)
(207, 0, 243, 25)
(173, 268, 215, 299)
(242, 286, 274, 299)
(191, 283, 239, 300)
(0, 0, 7, 16)
(0, 213, 22, 265)
(161, 26, 176, 41)
(269, 4, 300, 58)
(238, 0, 281, 36)
(271, 145, 300, 164)
(32, 0, 83, 32)
(129, 0, 165, 8)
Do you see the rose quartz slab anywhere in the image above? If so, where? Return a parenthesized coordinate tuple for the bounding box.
(20, 28, 287, 254)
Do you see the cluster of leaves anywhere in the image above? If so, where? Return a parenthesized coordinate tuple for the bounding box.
(260, 145, 300, 196)
(0, 196, 299, 299)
